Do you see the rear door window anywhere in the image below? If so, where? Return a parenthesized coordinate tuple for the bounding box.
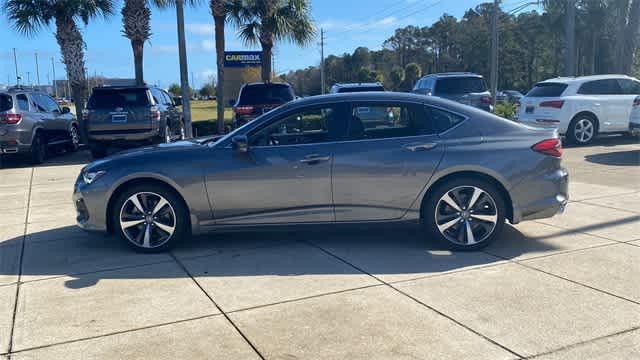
(16, 94, 29, 111)
(89, 89, 150, 109)
(0, 95, 12, 112)
(238, 85, 294, 105)
(348, 102, 423, 139)
(435, 77, 487, 94)
(526, 83, 569, 97)
(418, 106, 466, 134)
(578, 79, 623, 95)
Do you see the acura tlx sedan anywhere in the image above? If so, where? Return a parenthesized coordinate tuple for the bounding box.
(73, 92, 569, 252)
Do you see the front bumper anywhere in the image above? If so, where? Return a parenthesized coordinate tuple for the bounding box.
(73, 176, 109, 232)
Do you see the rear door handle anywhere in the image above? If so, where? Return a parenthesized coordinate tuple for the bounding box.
(300, 154, 331, 164)
(404, 143, 438, 152)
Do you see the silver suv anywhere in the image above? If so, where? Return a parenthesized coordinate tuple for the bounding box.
(413, 73, 493, 112)
(0, 87, 79, 164)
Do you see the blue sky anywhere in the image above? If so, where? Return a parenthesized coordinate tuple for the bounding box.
(1, 0, 487, 89)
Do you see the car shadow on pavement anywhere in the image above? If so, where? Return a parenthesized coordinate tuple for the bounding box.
(2, 222, 565, 290)
(0, 149, 91, 169)
(585, 150, 640, 166)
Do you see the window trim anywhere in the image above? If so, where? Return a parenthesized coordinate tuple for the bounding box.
(16, 94, 31, 112)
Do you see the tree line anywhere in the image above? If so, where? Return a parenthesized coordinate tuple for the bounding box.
(283, 0, 640, 96)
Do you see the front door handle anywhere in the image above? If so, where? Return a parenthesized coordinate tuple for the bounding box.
(300, 154, 331, 164)
(404, 143, 438, 152)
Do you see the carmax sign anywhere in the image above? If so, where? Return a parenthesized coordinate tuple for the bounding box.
(224, 51, 262, 68)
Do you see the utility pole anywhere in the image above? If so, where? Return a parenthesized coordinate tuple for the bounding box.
(13, 48, 19, 86)
(176, 0, 193, 137)
(51, 57, 57, 98)
(27, 72, 31, 86)
(35, 52, 41, 87)
(489, 0, 499, 106)
(564, 0, 576, 76)
(320, 28, 326, 94)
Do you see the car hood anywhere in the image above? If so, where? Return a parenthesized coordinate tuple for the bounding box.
(84, 140, 208, 172)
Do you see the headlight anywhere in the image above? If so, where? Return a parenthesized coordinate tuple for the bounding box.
(82, 170, 106, 184)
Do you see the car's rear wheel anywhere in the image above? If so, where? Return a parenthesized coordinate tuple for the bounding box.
(423, 178, 505, 251)
(30, 132, 46, 164)
(112, 184, 189, 252)
(567, 115, 597, 145)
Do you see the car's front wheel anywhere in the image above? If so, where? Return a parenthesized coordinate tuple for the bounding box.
(66, 125, 80, 152)
(423, 178, 506, 251)
(112, 183, 189, 252)
(30, 132, 46, 164)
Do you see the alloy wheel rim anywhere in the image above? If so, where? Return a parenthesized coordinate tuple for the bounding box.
(435, 186, 498, 246)
(119, 192, 176, 249)
(70, 127, 79, 146)
(180, 124, 186, 140)
(574, 119, 594, 143)
(165, 126, 172, 143)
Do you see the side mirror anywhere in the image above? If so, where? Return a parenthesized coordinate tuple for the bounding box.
(61, 107, 71, 114)
(228, 99, 236, 107)
(231, 135, 249, 153)
(173, 97, 183, 107)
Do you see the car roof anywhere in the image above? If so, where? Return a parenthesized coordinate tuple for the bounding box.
(421, 72, 483, 79)
(92, 86, 153, 91)
(538, 74, 635, 85)
(287, 91, 460, 109)
(243, 82, 291, 87)
(332, 83, 384, 88)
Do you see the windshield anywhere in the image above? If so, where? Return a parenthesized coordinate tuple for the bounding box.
(435, 77, 487, 94)
(88, 88, 150, 109)
(337, 86, 385, 93)
(238, 84, 294, 105)
(0, 94, 12, 112)
(526, 83, 568, 97)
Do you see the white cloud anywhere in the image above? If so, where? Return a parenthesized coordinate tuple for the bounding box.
(318, 16, 400, 32)
(186, 23, 214, 36)
(201, 39, 215, 51)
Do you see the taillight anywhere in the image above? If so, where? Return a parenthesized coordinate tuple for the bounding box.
(481, 96, 492, 104)
(633, 96, 640, 107)
(0, 113, 22, 124)
(234, 106, 254, 115)
(150, 107, 161, 121)
(532, 138, 563, 157)
(539, 100, 564, 109)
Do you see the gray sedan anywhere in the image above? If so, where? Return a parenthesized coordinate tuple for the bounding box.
(73, 92, 568, 252)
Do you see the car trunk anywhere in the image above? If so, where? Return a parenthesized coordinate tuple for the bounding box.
(519, 83, 569, 122)
(86, 88, 153, 133)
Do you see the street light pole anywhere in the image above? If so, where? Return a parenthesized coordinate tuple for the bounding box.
(51, 57, 57, 98)
(320, 28, 325, 94)
(35, 52, 41, 87)
(489, 0, 499, 107)
(13, 48, 19, 86)
(176, 0, 193, 138)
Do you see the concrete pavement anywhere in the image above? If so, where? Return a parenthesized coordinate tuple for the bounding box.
(0, 136, 638, 359)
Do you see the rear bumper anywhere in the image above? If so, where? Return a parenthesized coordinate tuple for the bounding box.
(0, 127, 31, 154)
(510, 167, 569, 224)
(88, 128, 160, 142)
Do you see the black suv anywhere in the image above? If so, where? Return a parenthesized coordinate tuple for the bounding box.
(330, 82, 385, 93)
(413, 72, 492, 112)
(231, 82, 295, 128)
(84, 86, 185, 158)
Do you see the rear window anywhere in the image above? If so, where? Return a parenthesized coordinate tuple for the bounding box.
(0, 95, 12, 112)
(88, 89, 150, 109)
(238, 84, 294, 105)
(338, 86, 385, 93)
(435, 77, 487, 94)
(526, 83, 568, 97)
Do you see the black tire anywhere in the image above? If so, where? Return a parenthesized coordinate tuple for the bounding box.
(90, 143, 108, 159)
(30, 131, 46, 164)
(566, 114, 597, 145)
(111, 183, 189, 253)
(422, 177, 506, 251)
(66, 125, 80, 152)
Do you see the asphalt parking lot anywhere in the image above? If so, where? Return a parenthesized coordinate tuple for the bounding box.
(0, 136, 638, 359)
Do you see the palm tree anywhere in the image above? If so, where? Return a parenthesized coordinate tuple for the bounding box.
(230, 0, 315, 81)
(122, 0, 153, 85)
(211, 0, 228, 134)
(6, 0, 115, 142)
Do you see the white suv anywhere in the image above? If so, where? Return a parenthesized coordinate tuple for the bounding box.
(517, 75, 640, 145)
